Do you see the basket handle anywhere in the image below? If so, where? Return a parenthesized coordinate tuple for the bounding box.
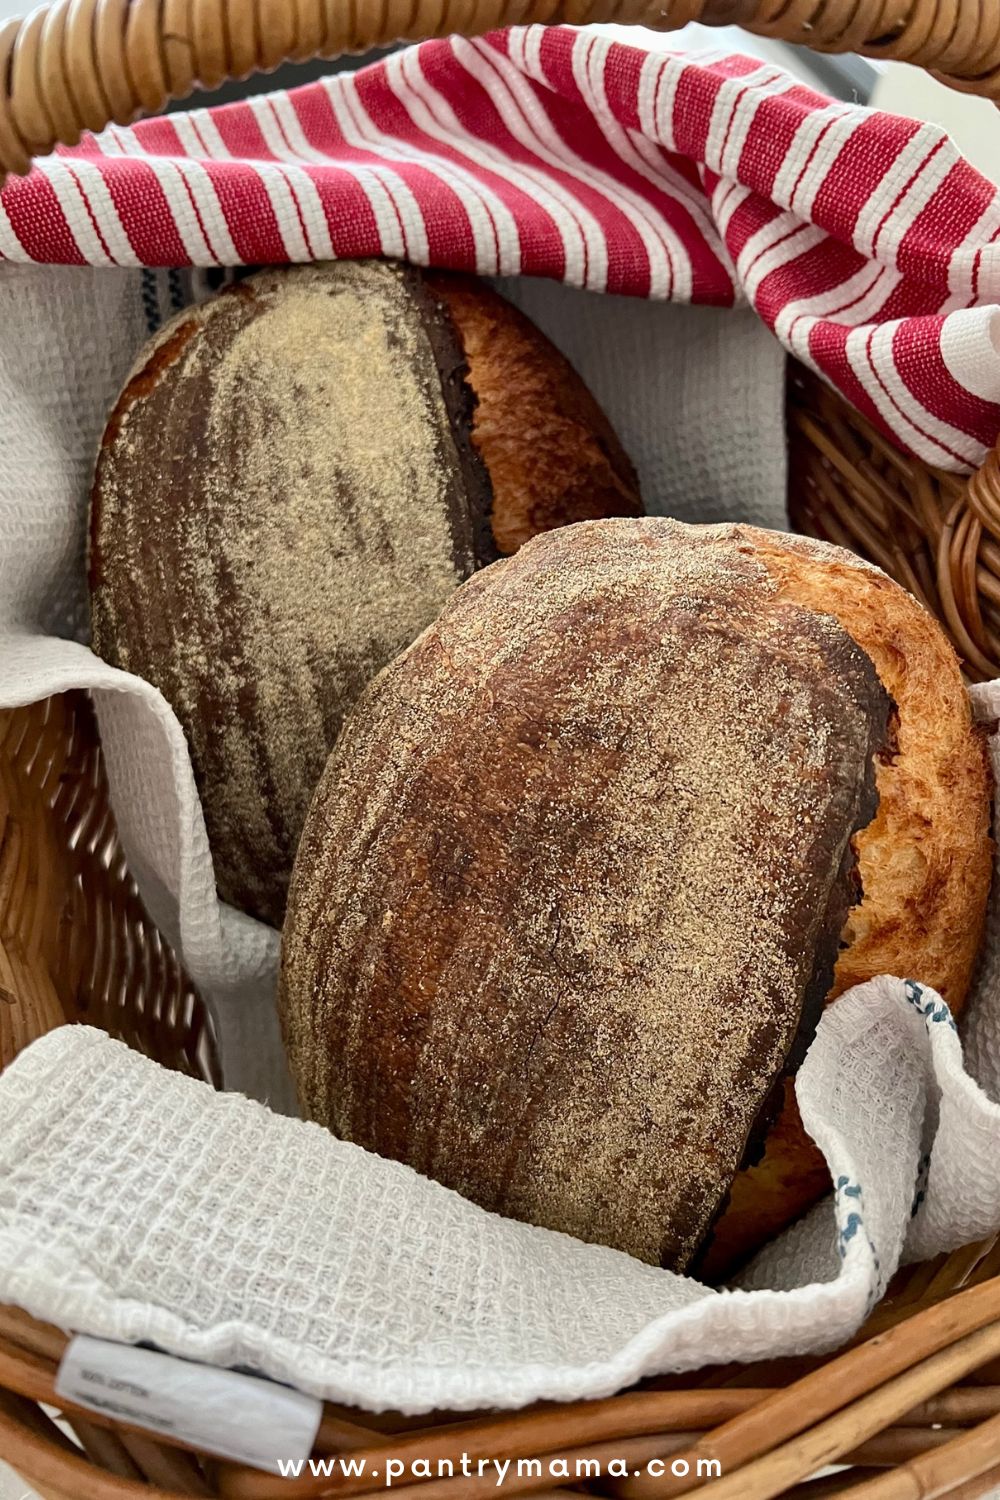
(0, 0, 999, 183)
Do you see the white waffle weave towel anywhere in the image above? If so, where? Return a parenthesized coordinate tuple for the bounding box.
(2, 961, 1000, 1413)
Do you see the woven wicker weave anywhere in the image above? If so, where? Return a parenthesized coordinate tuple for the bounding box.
(0, 692, 219, 1086)
(789, 365, 1000, 683)
(3, 1, 1000, 1496)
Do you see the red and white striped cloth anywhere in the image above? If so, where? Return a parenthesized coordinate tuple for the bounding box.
(2, 25, 999, 474)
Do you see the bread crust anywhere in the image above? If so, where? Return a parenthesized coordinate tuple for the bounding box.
(428, 274, 643, 553)
(280, 518, 892, 1271)
(90, 262, 492, 927)
(698, 527, 993, 1280)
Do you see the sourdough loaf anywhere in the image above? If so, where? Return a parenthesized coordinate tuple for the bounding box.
(89, 262, 641, 927)
(280, 518, 898, 1271)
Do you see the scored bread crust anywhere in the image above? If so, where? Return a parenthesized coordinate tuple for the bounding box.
(698, 527, 993, 1281)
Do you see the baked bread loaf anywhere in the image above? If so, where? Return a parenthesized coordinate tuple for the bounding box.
(279, 517, 990, 1273)
(89, 262, 641, 928)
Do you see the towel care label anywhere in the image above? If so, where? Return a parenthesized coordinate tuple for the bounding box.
(55, 1335, 323, 1474)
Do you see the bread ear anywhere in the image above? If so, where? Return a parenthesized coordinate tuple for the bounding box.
(700, 529, 992, 1281)
(427, 273, 642, 554)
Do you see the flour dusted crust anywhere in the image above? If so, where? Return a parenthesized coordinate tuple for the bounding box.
(89, 263, 641, 928)
(280, 518, 893, 1271)
(698, 525, 993, 1279)
(90, 262, 491, 927)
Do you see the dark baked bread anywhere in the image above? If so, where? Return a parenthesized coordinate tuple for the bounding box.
(280, 518, 895, 1271)
(89, 262, 642, 928)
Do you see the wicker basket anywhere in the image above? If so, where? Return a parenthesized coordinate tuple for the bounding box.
(4, 1, 1000, 1496)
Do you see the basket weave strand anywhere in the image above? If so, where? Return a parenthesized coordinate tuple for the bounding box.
(0, 693, 218, 1085)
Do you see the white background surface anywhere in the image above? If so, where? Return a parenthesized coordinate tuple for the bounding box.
(2, 17, 1000, 1500)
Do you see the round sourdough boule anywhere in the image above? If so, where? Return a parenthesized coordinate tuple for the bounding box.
(281, 518, 904, 1272)
(89, 261, 642, 928)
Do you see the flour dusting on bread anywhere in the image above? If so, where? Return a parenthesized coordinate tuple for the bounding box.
(281, 518, 892, 1269)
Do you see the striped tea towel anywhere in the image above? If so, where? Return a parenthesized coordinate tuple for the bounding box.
(2, 25, 1000, 473)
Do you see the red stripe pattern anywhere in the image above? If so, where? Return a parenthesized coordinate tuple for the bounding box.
(2, 26, 999, 473)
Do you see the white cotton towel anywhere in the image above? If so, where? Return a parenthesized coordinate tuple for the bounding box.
(1, 975, 1000, 1414)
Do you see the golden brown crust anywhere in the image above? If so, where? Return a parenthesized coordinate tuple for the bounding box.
(428, 273, 643, 554)
(700, 528, 993, 1281)
(280, 518, 892, 1271)
(762, 534, 992, 1010)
